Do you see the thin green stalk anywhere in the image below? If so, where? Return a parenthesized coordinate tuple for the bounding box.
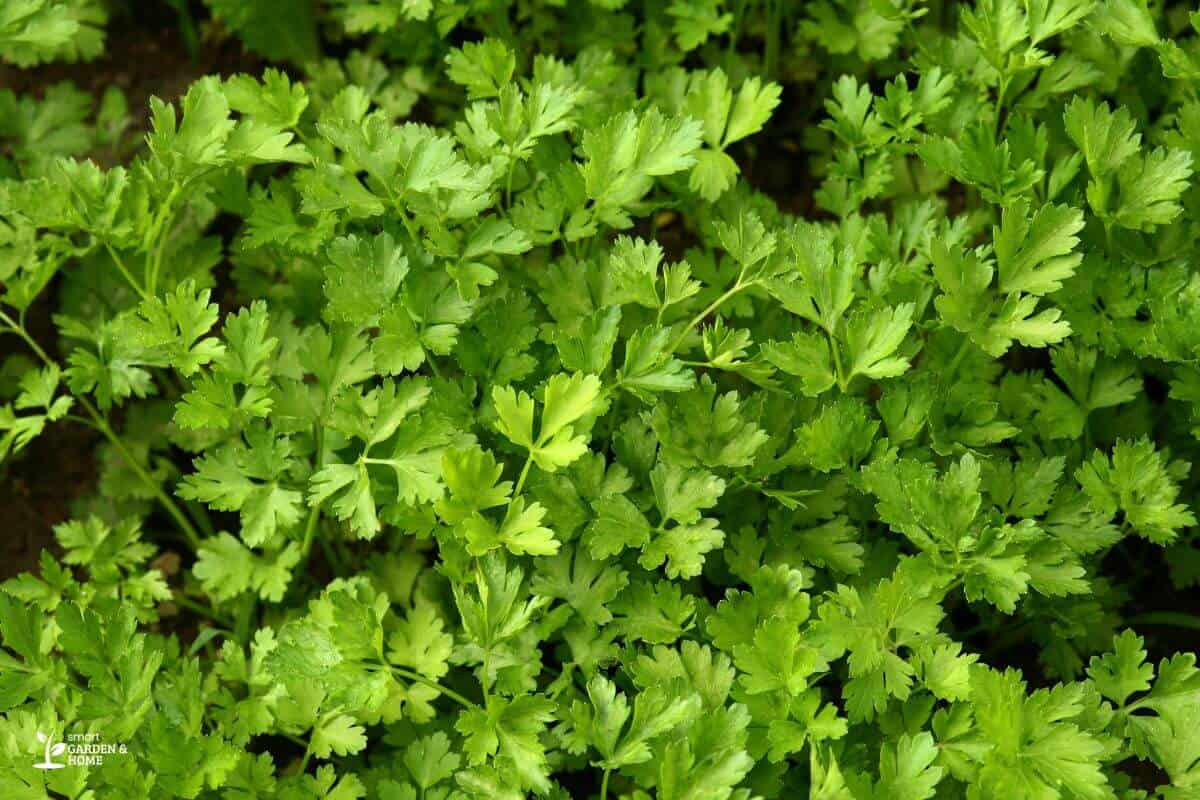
(388, 665, 478, 709)
(1125, 612, 1200, 632)
(600, 767, 612, 800)
(395, 207, 421, 246)
(282, 732, 307, 748)
(164, 0, 200, 58)
(95, 406, 202, 549)
(233, 593, 257, 645)
(905, 154, 920, 196)
(1, 311, 55, 376)
(301, 381, 340, 561)
(182, 499, 218, 538)
(146, 182, 183, 296)
(318, 535, 346, 577)
(171, 591, 233, 627)
(829, 330, 849, 391)
(0, 310, 203, 549)
(104, 244, 150, 301)
(299, 430, 326, 561)
(946, 337, 971, 377)
(513, 455, 534, 497)
(298, 741, 313, 775)
(764, 0, 783, 79)
(300, 505, 320, 560)
(482, 647, 493, 710)
(668, 280, 749, 355)
(993, 75, 1011, 139)
(504, 159, 517, 209)
(727, 0, 749, 56)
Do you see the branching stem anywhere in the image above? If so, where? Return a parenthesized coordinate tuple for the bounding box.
(668, 279, 750, 355)
(0, 310, 202, 549)
(388, 665, 478, 709)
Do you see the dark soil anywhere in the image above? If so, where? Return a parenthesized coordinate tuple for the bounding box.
(0, 272, 95, 579)
(0, 420, 98, 578)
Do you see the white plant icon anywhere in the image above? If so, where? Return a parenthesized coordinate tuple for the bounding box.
(33, 731, 66, 769)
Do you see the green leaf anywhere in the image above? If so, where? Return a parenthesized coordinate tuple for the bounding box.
(322, 232, 408, 325)
(530, 546, 629, 626)
(970, 666, 1115, 800)
(460, 497, 559, 557)
(446, 39, 516, 100)
(994, 200, 1084, 296)
(1110, 146, 1193, 231)
(456, 694, 556, 795)
(617, 327, 694, 400)
(1063, 97, 1141, 176)
(311, 714, 367, 759)
(193, 533, 300, 602)
(843, 303, 915, 383)
(562, 676, 701, 769)
(1076, 438, 1196, 545)
(404, 732, 461, 791)
(1090, 0, 1159, 47)
(762, 330, 837, 396)
(176, 302, 278, 430)
(577, 107, 703, 231)
(179, 428, 304, 547)
(0, 364, 72, 461)
(734, 617, 827, 696)
(493, 372, 602, 473)
(651, 376, 769, 469)
(875, 732, 944, 800)
(1087, 630, 1153, 707)
(388, 601, 453, 680)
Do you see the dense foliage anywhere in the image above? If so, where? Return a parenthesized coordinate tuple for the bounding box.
(3, 1, 1200, 798)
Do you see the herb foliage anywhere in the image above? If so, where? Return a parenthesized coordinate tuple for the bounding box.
(2, 1, 1200, 798)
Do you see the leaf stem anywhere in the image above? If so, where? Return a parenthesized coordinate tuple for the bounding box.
(764, 0, 783, 79)
(233, 593, 258, 644)
(387, 664, 478, 709)
(300, 505, 320, 560)
(171, 590, 233, 627)
(828, 330, 848, 391)
(182, 498, 218, 538)
(96, 408, 202, 549)
(504, 159, 517, 209)
(600, 767, 612, 800)
(0, 310, 202, 549)
(1126, 612, 1200, 631)
(318, 534, 346, 576)
(301, 384, 339, 561)
(513, 454, 534, 497)
(104, 244, 150, 301)
(946, 337, 971, 377)
(298, 741, 313, 774)
(482, 647, 493, 711)
(146, 182, 183, 296)
(668, 279, 749, 355)
(727, 0, 749, 56)
(993, 75, 1010, 139)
